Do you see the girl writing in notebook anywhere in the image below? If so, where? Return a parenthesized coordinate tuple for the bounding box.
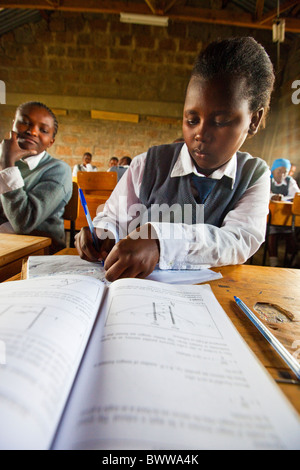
(75, 37, 275, 281)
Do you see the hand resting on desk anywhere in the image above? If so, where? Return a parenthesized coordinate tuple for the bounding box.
(270, 194, 283, 201)
(75, 224, 160, 282)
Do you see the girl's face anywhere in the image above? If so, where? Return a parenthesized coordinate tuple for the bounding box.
(273, 166, 288, 184)
(182, 76, 263, 175)
(13, 105, 55, 155)
(83, 154, 92, 165)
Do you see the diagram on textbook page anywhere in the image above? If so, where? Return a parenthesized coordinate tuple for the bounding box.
(105, 292, 223, 339)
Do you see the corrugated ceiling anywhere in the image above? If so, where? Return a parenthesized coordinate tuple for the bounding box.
(0, 1, 299, 37)
(0, 8, 42, 36)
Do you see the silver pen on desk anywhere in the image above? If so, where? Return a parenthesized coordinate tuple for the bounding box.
(234, 296, 300, 380)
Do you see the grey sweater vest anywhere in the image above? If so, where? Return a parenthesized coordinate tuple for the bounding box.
(139, 143, 268, 227)
(271, 176, 290, 196)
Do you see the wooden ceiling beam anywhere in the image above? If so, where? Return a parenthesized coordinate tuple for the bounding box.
(255, 0, 264, 21)
(144, 0, 183, 15)
(0, 0, 299, 32)
(257, 0, 300, 24)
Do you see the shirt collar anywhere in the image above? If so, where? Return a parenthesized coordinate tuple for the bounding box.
(272, 177, 288, 187)
(21, 151, 46, 170)
(171, 143, 237, 189)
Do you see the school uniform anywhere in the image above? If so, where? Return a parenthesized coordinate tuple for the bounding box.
(0, 151, 72, 252)
(72, 163, 97, 177)
(93, 143, 270, 269)
(270, 175, 299, 201)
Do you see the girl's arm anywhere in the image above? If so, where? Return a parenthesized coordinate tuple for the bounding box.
(1, 160, 71, 234)
(151, 169, 271, 269)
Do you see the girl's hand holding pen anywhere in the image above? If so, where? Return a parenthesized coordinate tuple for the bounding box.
(75, 224, 160, 282)
(104, 224, 160, 282)
(74, 227, 115, 263)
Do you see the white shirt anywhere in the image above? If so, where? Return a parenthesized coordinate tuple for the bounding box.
(0, 152, 45, 232)
(93, 144, 271, 269)
(270, 176, 300, 201)
(72, 163, 98, 177)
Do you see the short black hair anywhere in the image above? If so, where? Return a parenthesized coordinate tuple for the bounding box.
(83, 152, 92, 158)
(16, 101, 58, 137)
(191, 37, 275, 120)
(119, 156, 132, 166)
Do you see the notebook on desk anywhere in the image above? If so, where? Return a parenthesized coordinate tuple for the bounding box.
(23, 255, 223, 284)
(0, 272, 299, 450)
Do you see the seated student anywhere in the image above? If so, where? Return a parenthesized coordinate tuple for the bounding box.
(0, 101, 72, 254)
(268, 158, 300, 266)
(72, 152, 97, 177)
(119, 156, 132, 167)
(75, 37, 275, 281)
(288, 162, 297, 178)
(107, 156, 118, 171)
(270, 158, 299, 201)
(108, 156, 132, 181)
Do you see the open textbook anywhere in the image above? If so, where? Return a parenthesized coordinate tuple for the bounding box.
(0, 274, 299, 450)
(25, 255, 222, 284)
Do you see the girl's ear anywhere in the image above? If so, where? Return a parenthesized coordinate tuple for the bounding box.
(248, 109, 264, 135)
(47, 137, 55, 148)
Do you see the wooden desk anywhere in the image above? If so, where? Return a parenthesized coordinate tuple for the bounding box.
(263, 201, 300, 266)
(6, 247, 300, 415)
(268, 200, 300, 226)
(0, 233, 51, 282)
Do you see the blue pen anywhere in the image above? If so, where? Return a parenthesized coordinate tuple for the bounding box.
(234, 296, 300, 380)
(78, 188, 100, 252)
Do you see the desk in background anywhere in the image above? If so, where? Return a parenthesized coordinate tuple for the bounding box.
(268, 200, 300, 226)
(0, 233, 51, 282)
(64, 172, 117, 232)
(262, 200, 300, 266)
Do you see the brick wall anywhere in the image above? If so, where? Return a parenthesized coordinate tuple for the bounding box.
(241, 38, 300, 183)
(0, 11, 299, 174)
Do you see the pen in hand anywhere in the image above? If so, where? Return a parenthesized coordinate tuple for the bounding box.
(78, 188, 101, 253)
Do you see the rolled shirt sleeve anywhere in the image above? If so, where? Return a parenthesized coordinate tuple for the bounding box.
(0, 166, 24, 194)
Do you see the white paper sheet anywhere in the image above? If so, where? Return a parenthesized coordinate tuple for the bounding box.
(27, 255, 222, 284)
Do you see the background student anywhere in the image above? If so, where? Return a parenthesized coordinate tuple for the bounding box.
(107, 156, 118, 170)
(0, 101, 72, 253)
(270, 158, 299, 201)
(108, 155, 132, 181)
(268, 157, 299, 266)
(75, 37, 275, 281)
(72, 152, 97, 177)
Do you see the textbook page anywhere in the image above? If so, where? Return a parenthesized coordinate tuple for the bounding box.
(0, 275, 105, 450)
(53, 279, 300, 450)
(27, 255, 222, 284)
